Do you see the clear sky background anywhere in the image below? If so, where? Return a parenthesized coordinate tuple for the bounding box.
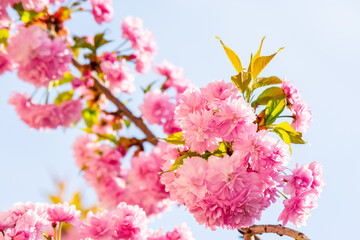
(1, 0, 359, 239)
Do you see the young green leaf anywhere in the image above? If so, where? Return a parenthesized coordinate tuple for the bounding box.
(252, 47, 284, 80)
(163, 132, 185, 145)
(231, 72, 252, 94)
(251, 87, 285, 107)
(82, 107, 99, 128)
(252, 76, 282, 90)
(273, 121, 306, 153)
(54, 90, 74, 105)
(123, 119, 131, 128)
(0, 29, 9, 48)
(216, 37, 242, 73)
(264, 98, 286, 126)
(94, 33, 110, 50)
(53, 72, 75, 87)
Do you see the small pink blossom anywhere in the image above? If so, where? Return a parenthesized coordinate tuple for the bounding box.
(278, 191, 318, 228)
(9, 93, 82, 130)
(0, 8, 11, 29)
(181, 109, 220, 153)
(121, 16, 157, 74)
(90, 0, 113, 24)
(139, 90, 175, 125)
(7, 25, 72, 88)
(291, 100, 312, 134)
(155, 61, 191, 93)
(283, 164, 314, 195)
(60, 99, 82, 127)
(281, 80, 301, 105)
(200, 79, 238, 110)
(0, 47, 15, 76)
(214, 97, 256, 142)
(173, 156, 208, 204)
(47, 202, 80, 224)
(174, 87, 206, 126)
(100, 58, 135, 93)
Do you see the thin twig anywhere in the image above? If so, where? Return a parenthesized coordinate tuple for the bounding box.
(240, 225, 310, 240)
(72, 58, 158, 145)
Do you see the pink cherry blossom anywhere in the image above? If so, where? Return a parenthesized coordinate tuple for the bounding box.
(278, 191, 318, 228)
(172, 156, 208, 204)
(90, 0, 113, 24)
(200, 79, 238, 110)
(139, 90, 175, 125)
(214, 97, 256, 142)
(60, 99, 82, 127)
(283, 164, 314, 195)
(121, 16, 158, 74)
(181, 109, 220, 153)
(0, 47, 16, 76)
(155, 61, 192, 93)
(291, 100, 312, 134)
(0, 8, 11, 29)
(308, 161, 326, 195)
(281, 80, 301, 105)
(7, 25, 72, 88)
(9, 93, 82, 130)
(233, 127, 290, 172)
(100, 58, 135, 93)
(174, 87, 206, 126)
(47, 202, 80, 224)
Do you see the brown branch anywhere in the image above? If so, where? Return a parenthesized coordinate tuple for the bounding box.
(241, 225, 310, 240)
(72, 58, 158, 145)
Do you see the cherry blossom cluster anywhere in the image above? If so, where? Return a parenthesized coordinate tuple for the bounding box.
(73, 136, 172, 217)
(160, 80, 325, 230)
(7, 25, 72, 88)
(122, 16, 158, 74)
(139, 61, 192, 135)
(0, 202, 194, 240)
(281, 80, 312, 133)
(9, 93, 82, 130)
(279, 162, 325, 228)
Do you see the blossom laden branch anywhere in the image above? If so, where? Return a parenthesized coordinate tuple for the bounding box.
(72, 58, 158, 145)
(241, 225, 310, 240)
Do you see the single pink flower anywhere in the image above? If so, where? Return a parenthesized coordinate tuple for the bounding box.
(139, 90, 175, 125)
(90, 0, 113, 24)
(47, 202, 80, 225)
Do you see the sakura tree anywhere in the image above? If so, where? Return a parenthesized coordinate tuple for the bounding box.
(0, 1, 324, 240)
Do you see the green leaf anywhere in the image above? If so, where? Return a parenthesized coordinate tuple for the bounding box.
(142, 81, 156, 93)
(251, 87, 285, 107)
(264, 98, 286, 126)
(163, 132, 185, 145)
(252, 47, 284, 80)
(231, 72, 252, 94)
(216, 36, 242, 73)
(82, 108, 99, 128)
(123, 119, 131, 128)
(273, 121, 306, 153)
(95, 133, 118, 144)
(252, 76, 282, 90)
(0, 29, 9, 48)
(162, 151, 199, 173)
(14, 2, 41, 23)
(53, 72, 75, 87)
(94, 33, 110, 50)
(54, 90, 74, 106)
(72, 37, 95, 51)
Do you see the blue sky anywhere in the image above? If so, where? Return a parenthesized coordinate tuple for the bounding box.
(1, 0, 360, 239)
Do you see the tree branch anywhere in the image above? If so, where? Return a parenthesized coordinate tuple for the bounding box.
(240, 225, 310, 240)
(72, 58, 158, 145)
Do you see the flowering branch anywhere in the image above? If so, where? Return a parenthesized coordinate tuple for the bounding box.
(71, 58, 158, 145)
(240, 225, 310, 240)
